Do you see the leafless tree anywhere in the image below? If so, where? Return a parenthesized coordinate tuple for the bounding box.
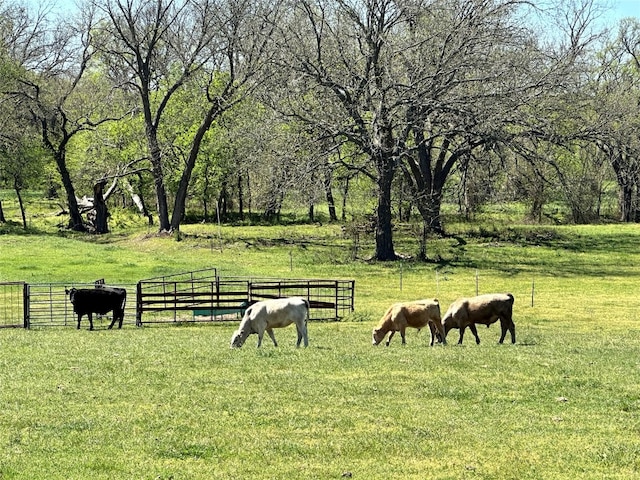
(589, 18, 640, 221)
(269, 0, 424, 260)
(268, 0, 603, 259)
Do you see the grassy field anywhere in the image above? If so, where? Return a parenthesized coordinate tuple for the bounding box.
(1, 214, 640, 478)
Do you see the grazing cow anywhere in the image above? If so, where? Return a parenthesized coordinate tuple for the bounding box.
(372, 299, 445, 346)
(442, 293, 515, 345)
(66, 287, 127, 330)
(230, 297, 309, 348)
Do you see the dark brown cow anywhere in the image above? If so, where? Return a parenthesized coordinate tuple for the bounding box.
(442, 293, 515, 344)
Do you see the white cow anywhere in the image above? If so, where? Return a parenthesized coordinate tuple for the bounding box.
(230, 297, 310, 348)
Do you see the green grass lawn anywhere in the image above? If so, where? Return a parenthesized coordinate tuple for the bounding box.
(1, 324, 638, 479)
(1, 218, 640, 478)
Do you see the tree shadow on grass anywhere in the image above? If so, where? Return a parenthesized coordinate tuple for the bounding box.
(440, 227, 640, 278)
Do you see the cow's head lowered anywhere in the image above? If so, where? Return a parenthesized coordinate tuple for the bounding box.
(230, 305, 255, 348)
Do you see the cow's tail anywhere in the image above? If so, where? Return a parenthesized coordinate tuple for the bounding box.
(122, 289, 127, 310)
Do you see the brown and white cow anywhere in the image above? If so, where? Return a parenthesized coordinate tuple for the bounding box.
(442, 293, 515, 344)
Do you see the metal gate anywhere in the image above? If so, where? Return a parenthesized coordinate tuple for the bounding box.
(26, 283, 137, 329)
(0, 282, 27, 328)
(247, 279, 355, 321)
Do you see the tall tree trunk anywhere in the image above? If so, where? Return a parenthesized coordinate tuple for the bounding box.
(237, 172, 244, 221)
(147, 129, 171, 232)
(423, 191, 445, 233)
(620, 183, 633, 222)
(171, 104, 219, 231)
(374, 153, 396, 261)
(14, 185, 26, 230)
(219, 182, 228, 220)
(93, 179, 109, 234)
(54, 151, 85, 232)
(323, 164, 337, 222)
(341, 177, 350, 221)
(611, 153, 634, 222)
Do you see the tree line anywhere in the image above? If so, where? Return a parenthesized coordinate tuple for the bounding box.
(0, 0, 639, 261)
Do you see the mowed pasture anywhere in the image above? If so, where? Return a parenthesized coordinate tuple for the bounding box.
(1, 221, 640, 479)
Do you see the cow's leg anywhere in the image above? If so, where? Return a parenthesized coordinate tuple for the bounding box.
(88, 312, 94, 331)
(296, 322, 308, 348)
(109, 310, 124, 329)
(458, 327, 465, 344)
(436, 321, 446, 345)
(266, 328, 278, 347)
(397, 313, 408, 345)
(385, 330, 395, 346)
(302, 319, 308, 347)
(469, 324, 480, 344)
(429, 322, 445, 346)
(77, 314, 82, 329)
(507, 319, 516, 344)
(257, 330, 264, 347)
(498, 318, 516, 344)
(499, 318, 508, 343)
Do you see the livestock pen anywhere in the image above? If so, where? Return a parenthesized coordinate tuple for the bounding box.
(136, 268, 355, 326)
(0, 269, 355, 328)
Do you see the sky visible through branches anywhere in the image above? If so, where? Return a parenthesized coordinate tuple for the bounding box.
(27, 0, 639, 22)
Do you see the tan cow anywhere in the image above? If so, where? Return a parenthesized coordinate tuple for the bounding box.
(372, 299, 445, 346)
(442, 293, 515, 345)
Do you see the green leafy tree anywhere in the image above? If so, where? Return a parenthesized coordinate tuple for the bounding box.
(1, 3, 129, 232)
(0, 140, 47, 229)
(93, 0, 283, 233)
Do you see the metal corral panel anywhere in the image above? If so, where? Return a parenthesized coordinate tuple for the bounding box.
(136, 270, 355, 325)
(0, 282, 26, 328)
(247, 278, 355, 321)
(27, 283, 137, 329)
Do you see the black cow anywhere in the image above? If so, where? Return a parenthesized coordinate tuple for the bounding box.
(66, 287, 127, 330)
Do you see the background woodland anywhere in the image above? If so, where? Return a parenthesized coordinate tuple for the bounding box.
(1, 0, 639, 260)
